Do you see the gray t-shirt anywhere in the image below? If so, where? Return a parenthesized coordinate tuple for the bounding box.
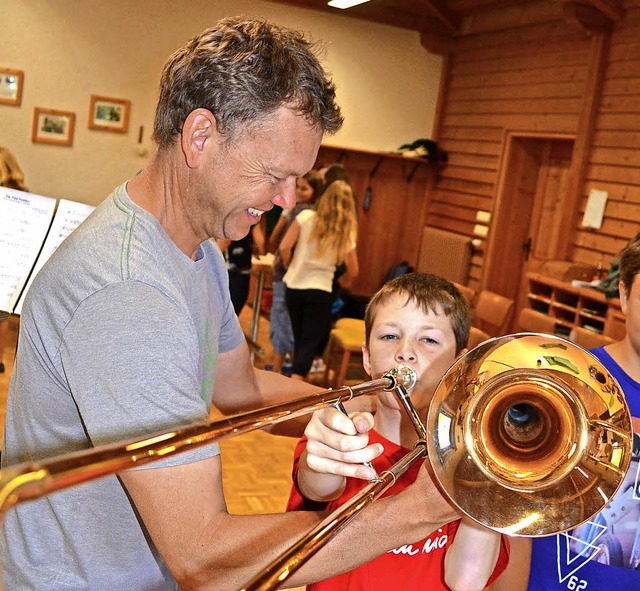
(1, 183, 244, 589)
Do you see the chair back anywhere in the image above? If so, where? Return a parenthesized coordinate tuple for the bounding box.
(569, 326, 614, 350)
(334, 317, 366, 334)
(453, 282, 477, 310)
(517, 308, 557, 335)
(467, 326, 491, 349)
(473, 290, 515, 336)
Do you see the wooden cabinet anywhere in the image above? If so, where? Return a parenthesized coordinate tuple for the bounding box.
(526, 273, 625, 340)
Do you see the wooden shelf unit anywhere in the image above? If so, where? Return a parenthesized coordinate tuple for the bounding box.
(526, 273, 625, 340)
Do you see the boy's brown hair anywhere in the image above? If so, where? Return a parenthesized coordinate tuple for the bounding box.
(364, 272, 471, 355)
(619, 232, 640, 294)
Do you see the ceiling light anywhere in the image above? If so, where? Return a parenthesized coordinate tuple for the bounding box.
(328, 0, 371, 9)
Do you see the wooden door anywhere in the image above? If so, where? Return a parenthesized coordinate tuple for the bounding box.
(484, 133, 575, 325)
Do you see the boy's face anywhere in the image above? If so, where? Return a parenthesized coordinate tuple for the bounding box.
(362, 293, 463, 412)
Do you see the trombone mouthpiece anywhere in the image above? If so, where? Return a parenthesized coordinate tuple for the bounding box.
(383, 364, 417, 391)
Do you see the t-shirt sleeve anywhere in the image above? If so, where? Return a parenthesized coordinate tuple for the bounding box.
(60, 281, 220, 468)
(486, 535, 511, 586)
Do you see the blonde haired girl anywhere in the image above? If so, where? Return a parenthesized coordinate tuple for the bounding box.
(280, 180, 359, 380)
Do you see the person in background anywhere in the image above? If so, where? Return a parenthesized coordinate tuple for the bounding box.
(288, 272, 509, 590)
(521, 232, 640, 591)
(2, 17, 460, 590)
(268, 170, 324, 373)
(0, 147, 28, 373)
(317, 161, 355, 364)
(320, 162, 351, 188)
(217, 221, 266, 315)
(281, 179, 359, 381)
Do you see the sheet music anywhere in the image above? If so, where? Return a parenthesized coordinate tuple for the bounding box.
(13, 199, 95, 315)
(0, 188, 56, 313)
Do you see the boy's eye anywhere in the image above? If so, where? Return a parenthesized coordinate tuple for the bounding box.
(380, 334, 398, 341)
(421, 337, 438, 345)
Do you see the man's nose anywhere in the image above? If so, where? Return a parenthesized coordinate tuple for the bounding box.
(272, 178, 297, 209)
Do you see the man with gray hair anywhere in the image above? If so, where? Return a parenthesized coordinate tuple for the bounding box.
(2, 17, 458, 589)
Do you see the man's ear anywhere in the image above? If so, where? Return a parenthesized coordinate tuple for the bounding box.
(181, 108, 216, 169)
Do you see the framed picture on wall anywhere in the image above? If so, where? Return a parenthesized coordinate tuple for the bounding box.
(0, 68, 24, 106)
(88, 95, 130, 133)
(32, 108, 76, 146)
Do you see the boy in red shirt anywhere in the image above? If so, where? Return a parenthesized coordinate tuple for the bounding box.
(287, 272, 509, 590)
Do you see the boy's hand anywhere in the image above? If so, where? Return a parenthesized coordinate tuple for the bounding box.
(303, 407, 381, 481)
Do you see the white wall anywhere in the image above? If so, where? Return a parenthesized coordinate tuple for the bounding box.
(0, 0, 442, 204)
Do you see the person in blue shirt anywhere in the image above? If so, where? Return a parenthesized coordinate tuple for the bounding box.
(497, 233, 640, 591)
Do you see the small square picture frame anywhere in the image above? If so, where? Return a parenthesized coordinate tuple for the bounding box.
(32, 107, 76, 146)
(88, 95, 130, 133)
(0, 68, 24, 106)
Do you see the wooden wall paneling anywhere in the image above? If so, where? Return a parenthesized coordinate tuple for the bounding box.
(588, 163, 640, 184)
(450, 47, 590, 78)
(447, 66, 587, 91)
(545, 27, 608, 264)
(427, 4, 610, 298)
(590, 146, 640, 164)
(446, 97, 584, 116)
(444, 112, 580, 132)
(436, 177, 495, 197)
(420, 0, 640, 303)
(431, 189, 494, 211)
(429, 201, 479, 225)
(574, 3, 640, 266)
(447, 80, 586, 102)
(440, 139, 502, 156)
(456, 17, 585, 53)
(438, 125, 504, 142)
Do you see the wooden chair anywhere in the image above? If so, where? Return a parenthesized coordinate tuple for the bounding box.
(334, 317, 367, 333)
(467, 326, 491, 349)
(517, 308, 557, 335)
(569, 326, 614, 350)
(472, 290, 515, 337)
(323, 318, 367, 389)
(454, 282, 477, 310)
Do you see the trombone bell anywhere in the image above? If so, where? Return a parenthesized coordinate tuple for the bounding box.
(427, 333, 633, 537)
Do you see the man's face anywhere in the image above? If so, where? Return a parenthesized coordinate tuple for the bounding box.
(362, 293, 461, 413)
(192, 106, 322, 242)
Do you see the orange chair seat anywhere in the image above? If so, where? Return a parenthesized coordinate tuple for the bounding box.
(323, 319, 366, 389)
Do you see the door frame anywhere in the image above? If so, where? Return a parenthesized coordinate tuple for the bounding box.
(483, 130, 577, 310)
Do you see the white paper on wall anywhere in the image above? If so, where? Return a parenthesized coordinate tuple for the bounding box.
(582, 189, 608, 229)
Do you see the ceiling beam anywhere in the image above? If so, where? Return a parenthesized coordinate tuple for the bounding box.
(420, 30, 453, 55)
(424, 0, 462, 34)
(557, 0, 624, 34)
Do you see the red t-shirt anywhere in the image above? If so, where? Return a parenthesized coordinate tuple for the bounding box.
(287, 430, 510, 591)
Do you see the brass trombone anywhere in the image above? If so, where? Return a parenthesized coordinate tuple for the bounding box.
(0, 333, 633, 591)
